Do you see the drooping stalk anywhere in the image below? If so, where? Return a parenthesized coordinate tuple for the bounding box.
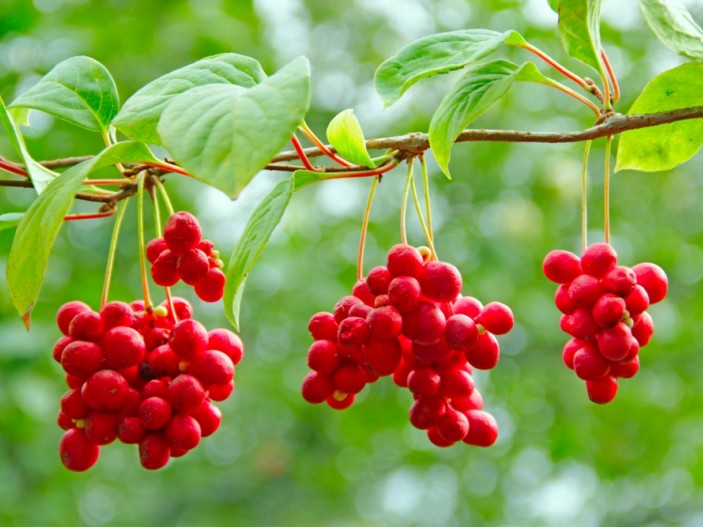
(410, 172, 437, 260)
(357, 176, 379, 281)
(603, 135, 613, 244)
(581, 140, 592, 253)
(400, 160, 413, 245)
(419, 155, 434, 246)
(136, 172, 153, 310)
(291, 134, 316, 171)
(100, 200, 130, 308)
(150, 181, 177, 323)
(601, 49, 620, 104)
(154, 178, 176, 216)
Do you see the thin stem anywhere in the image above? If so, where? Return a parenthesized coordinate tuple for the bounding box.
(400, 160, 413, 245)
(154, 179, 176, 216)
(410, 172, 437, 260)
(0, 159, 29, 177)
(150, 185, 178, 324)
(64, 210, 116, 221)
(299, 121, 354, 167)
(293, 160, 399, 191)
(83, 179, 130, 186)
(357, 176, 379, 281)
(547, 81, 601, 117)
(101, 130, 126, 174)
(136, 173, 153, 309)
(291, 134, 316, 171)
(581, 140, 593, 253)
(519, 43, 591, 92)
(100, 200, 130, 308)
(601, 49, 620, 104)
(419, 155, 434, 245)
(604, 135, 613, 244)
(144, 162, 191, 176)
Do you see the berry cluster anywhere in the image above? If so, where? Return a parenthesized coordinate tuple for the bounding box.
(543, 242, 668, 403)
(301, 244, 513, 448)
(148, 211, 226, 302)
(53, 297, 243, 471)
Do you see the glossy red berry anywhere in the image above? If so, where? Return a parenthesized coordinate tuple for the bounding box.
(163, 211, 202, 254)
(57, 301, 91, 336)
(581, 243, 617, 278)
(542, 250, 581, 284)
(194, 267, 226, 302)
(59, 428, 100, 472)
(420, 261, 462, 302)
(632, 263, 668, 304)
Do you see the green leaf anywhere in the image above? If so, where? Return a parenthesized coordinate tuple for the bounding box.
(6, 141, 161, 326)
(326, 109, 375, 168)
(640, 0, 703, 60)
(224, 177, 295, 330)
(429, 60, 554, 177)
(374, 29, 527, 107)
(548, 0, 559, 12)
(292, 169, 327, 191)
(158, 56, 310, 199)
(0, 213, 25, 231)
(0, 95, 57, 194)
(616, 62, 703, 172)
(9, 56, 118, 133)
(113, 53, 267, 145)
(557, 0, 605, 74)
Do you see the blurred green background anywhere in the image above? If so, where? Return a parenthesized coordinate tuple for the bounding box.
(1, 0, 703, 525)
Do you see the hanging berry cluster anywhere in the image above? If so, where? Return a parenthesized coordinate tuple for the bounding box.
(301, 243, 514, 448)
(53, 204, 244, 471)
(543, 242, 667, 403)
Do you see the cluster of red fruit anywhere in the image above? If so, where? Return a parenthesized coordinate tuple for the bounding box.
(543, 242, 668, 403)
(301, 244, 513, 448)
(53, 297, 243, 471)
(148, 211, 225, 302)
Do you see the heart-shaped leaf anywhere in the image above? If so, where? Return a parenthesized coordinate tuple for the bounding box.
(224, 176, 295, 330)
(113, 53, 267, 145)
(158, 56, 310, 199)
(374, 29, 527, 107)
(640, 0, 703, 60)
(326, 109, 375, 168)
(9, 56, 119, 133)
(616, 62, 703, 172)
(0, 95, 57, 194)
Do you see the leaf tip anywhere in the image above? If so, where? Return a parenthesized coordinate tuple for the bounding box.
(21, 306, 33, 331)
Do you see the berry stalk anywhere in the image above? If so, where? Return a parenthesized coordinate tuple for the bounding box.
(604, 135, 613, 244)
(357, 176, 379, 281)
(419, 155, 435, 248)
(409, 166, 437, 260)
(100, 200, 130, 308)
(298, 121, 354, 168)
(291, 134, 316, 171)
(581, 140, 593, 253)
(136, 173, 154, 310)
(400, 161, 413, 245)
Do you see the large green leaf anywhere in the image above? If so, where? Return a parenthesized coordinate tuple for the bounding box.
(616, 62, 703, 172)
(326, 109, 375, 168)
(158, 56, 310, 199)
(640, 0, 703, 60)
(9, 56, 118, 133)
(224, 177, 295, 330)
(374, 29, 527, 107)
(556, 0, 605, 74)
(113, 53, 267, 145)
(0, 95, 57, 194)
(6, 141, 162, 326)
(429, 61, 558, 177)
(0, 213, 25, 231)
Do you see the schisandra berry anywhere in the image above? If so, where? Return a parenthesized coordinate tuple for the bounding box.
(543, 244, 667, 403)
(300, 244, 511, 448)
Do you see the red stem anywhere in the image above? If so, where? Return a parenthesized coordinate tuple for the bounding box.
(291, 135, 316, 171)
(64, 210, 116, 221)
(0, 159, 29, 177)
(601, 49, 620, 103)
(520, 44, 591, 91)
(299, 125, 354, 168)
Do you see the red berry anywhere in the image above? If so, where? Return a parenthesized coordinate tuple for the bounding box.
(326, 392, 356, 410)
(332, 363, 367, 394)
(562, 338, 584, 370)
(388, 276, 422, 313)
(148, 344, 181, 377)
(117, 417, 146, 444)
(632, 311, 655, 346)
(392, 359, 414, 388)
(560, 308, 598, 339)
(436, 408, 470, 442)
(207, 328, 244, 365)
(81, 370, 129, 411)
(554, 284, 577, 315)
(139, 433, 171, 470)
(194, 267, 226, 302)
(139, 397, 173, 430)
(352, 278, 376, 306)
(100, 326, 145, 369)
(610, 355, 640, 378)
(362, 338, 401, 376)
(60, 389, 88, 419)
(367, 306, 403, 340)
(586, 375, 618, 404)
(409, 395, 446, 429)
(84, 411, 120, 445)
(208, 380, 235, 401)
(308, 312, 339, 341)
(307, 340, 341, 375)
(452, 296, 483, 318)
(146, 237, 168, 264)
(427, 426, 455, 447)
(542, 250, 581, 284)
(366, 266, 392, 295)
(61, 341, 104, 379)
(301, 371, 334, 404)
(592, 294, 626, 328)
(407, 367, 441, 397)
(165, 414, 201, 451)
(69, 310, 104, 342)
(568, 274, 604, 307)
(573, 345, 610, 380)
(632, 263, 668, 304)
(164, 297, 194, 320)
(465, 332, 500, 370)
(476, 302, 514, 335)
(151, 250, 180, 287)
(596, 322, 635, 361)
(59, 428, 100, 471)
(163, 211, 202, 254)
(603, 266, 637, 296)
(57, 301, 91, 336)
(177, 248, 210, 285)
(412, 338, 454, 363)
(420, 261, 463, 302)
(402, 302, 446, 346)
(625, 285, 650, 315)
(337, 317, 370, 347)
(581, 243, 617, 278)
(53, 336, 73, 363)
(333, 296, 363, 323)
(169, 319, 208, 359)
(188, 350, 235, 387)
(168, 374, 206, 414)
(142, 379, 170, 400)
(191, 401, 222, 437)
(445, 314, 479, 350)
(462, 410, 499, 447)
(386, 244, 424, 278)
(440, 368, 475, 399)
(99, 301, 136, 330)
